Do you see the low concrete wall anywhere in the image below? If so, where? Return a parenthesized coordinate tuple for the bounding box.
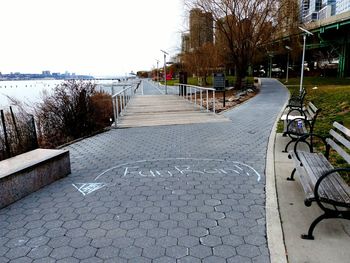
(0, 149, 71, 209)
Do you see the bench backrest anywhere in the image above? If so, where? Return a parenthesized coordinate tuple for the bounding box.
(304, 102, 321, 126)
(326, 122, 350, 164)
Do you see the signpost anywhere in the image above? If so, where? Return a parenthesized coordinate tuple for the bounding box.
(213, 73, 226, 107)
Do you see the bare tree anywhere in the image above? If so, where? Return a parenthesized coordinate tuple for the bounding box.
(186, 0, 285, 88)
(182, 42, 220, 85)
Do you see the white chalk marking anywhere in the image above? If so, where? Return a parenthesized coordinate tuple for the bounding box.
(72, 183, 108, 196)
(123, 167, 129, 177)
(235, 165, 243, 171)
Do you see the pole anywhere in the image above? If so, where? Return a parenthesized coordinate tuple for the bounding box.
(160, 49, 169, 94)
(286, 52, 290, 83)
(156, 60, 159, 83)
(163, 53, 167, 94)
(300, 34, 306, 94)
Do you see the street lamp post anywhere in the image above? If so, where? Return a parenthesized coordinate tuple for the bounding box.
(299, 26, 313, 94)
(161, 49, 169, 94)
(156, 59, 160, 83)
(267, 52, 274, 78)
(285, 45, 292, 83)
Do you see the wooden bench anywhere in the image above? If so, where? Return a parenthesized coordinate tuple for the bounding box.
(288, 122, 350, 240)
(285, 87, 306, 111)
(0, 148, 71, 209)
(281, 101, 321, 152)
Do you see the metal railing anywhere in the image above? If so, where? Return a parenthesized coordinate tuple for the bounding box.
(111, 81, 140, 128)
(177, 84, 216, 113)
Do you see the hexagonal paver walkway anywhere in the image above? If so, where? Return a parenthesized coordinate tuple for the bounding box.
(0, 78, 288, 262)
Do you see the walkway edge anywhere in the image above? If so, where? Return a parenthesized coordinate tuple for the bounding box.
(266, 84, 290, 263)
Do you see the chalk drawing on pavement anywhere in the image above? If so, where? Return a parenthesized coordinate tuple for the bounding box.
(72, 158, 261, 196)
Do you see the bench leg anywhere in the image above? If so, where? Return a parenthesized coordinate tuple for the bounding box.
(287, 168, 296, 181)
(283, 139, 295, 153)
(301, 213, 329, 240)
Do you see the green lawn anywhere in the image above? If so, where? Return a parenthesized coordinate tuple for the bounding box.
(287, 85, 350, 138)
(283, 76, 350, 86)
(162, 75, 253, 87)
(283, 82, 350, 180)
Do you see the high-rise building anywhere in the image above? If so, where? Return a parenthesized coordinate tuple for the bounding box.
(300, 0, 349, 22)
(336, 0, 350, 15)
(189, 8, 213, 50)
(181, 33, 190, 53)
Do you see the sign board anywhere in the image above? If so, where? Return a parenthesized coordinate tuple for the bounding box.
(213, 73, 225, 90)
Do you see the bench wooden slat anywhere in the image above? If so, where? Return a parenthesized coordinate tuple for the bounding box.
(334, 121, 350, 137)
(293, 151, 350, 205)
(329, 129, 350, 150)
(326, 138, 350, 164)
(307, 152, 349, 204)
(300, 152, 334, 200)
(308, 102, 318, 113)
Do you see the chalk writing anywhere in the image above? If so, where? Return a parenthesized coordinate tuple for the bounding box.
(73, 158, 261, 196)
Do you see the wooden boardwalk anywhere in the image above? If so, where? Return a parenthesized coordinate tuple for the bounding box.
(116, 95, 229, 128)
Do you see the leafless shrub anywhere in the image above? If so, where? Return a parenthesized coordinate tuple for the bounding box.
(0, 105, 37, 161)
(36, 80, 112, 148)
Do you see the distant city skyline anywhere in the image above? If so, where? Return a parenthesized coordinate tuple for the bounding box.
(0, 0, 185, 76)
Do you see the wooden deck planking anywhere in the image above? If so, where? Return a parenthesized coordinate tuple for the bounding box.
(117, 95, 229, 128)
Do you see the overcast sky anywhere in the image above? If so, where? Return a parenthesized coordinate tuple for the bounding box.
(0, 0, 186, 76)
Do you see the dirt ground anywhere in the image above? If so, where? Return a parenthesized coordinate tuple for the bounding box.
(192, 87, 259, 113)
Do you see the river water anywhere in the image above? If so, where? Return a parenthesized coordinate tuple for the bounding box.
(0, 79, 120, 109)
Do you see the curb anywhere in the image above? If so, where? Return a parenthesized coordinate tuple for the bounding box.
(266, 82, 290, 263)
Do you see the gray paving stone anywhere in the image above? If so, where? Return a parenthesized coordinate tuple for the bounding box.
(178, 236, 200, 247)
(200, 235, 222, 247)
(203, 255, 227, 263)
(177, 255, 201, 263)
(27, 245, 52, 259)
(237, 244, 261, 258)
(119, 246, 142, 259)
(69, 236, 92, 249)
(8, 257, 32, 263)
(165, 246, 188, 259)
(190, 244, 212, 259)
(48, 236, 71, 248)
(50, 246, 74, 259)
(5, 246, 30, 260)
(142, 246, 165, 259)
(213, 244, 237, 258)
(95, 246, 120, 259)
(228, 255, 253, 263)
(5, 237, 29, 248)
(0, 256, 9, 263)
(73, 245, 97, 260)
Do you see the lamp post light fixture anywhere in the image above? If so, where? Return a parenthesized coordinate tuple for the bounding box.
(285, 45, 292, 83)
(160, 49, 169, 94)
(298, 26, 313, 94)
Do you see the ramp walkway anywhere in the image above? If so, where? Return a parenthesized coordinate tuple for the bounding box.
(117, 94, 229, 128)
(116, 80, 229, 128)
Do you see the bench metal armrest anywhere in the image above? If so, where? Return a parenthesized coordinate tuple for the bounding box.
(314, 168, 350, 210)
(293, 133, 328, 162)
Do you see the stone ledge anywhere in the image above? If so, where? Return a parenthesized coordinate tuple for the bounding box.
(0, 148, 71, 209)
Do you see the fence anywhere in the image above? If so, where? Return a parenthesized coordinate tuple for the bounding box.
(0, 107, 38, 161)
(177, 84, 216, 113)
(111, 81, 141, 128)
